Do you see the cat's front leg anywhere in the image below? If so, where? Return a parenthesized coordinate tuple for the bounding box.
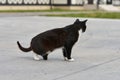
(68, 58, 75, 62)
(62, 57, 75, 62)
(64, 57, 74, 62)
(62, 48, 68, 61)
(63, 47, 75, 62)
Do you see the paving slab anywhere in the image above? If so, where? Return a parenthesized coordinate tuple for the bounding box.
(0, 16, 120, 80)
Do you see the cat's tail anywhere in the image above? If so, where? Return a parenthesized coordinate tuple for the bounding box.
(17, 41, 32, 52)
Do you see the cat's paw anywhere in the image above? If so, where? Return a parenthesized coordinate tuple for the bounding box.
(34, 55, 40, 61)
(68, 58, 75, 62)
(64, 57, 68, 61)
(64, 57, 75, 62)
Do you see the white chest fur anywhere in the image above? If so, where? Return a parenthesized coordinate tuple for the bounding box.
(79, 29, 82, 37)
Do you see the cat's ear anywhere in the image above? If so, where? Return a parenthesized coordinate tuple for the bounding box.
(83, 19, 88, 23)
(74, 19, 80, 24)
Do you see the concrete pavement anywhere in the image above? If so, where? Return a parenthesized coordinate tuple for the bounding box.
(0, 16, 120, 80)
(100, 5, 120, 12)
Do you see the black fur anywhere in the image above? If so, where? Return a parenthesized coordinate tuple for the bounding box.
(17, 19, 87, 60)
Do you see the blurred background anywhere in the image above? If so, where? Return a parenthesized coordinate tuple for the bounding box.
(0, 0, 119, 11)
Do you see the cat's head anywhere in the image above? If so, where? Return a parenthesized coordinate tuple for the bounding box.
(74, 19, 87, 33)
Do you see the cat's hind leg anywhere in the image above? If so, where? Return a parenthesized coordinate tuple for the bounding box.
(42, 54, 48, 60)
(33, 49, 47, 61)
(33, 54, 41, 61)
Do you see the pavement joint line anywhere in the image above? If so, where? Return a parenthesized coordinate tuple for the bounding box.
(54, 57, 120, 80)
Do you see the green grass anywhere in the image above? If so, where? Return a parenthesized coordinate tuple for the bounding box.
(0, 9, 119, 19)
(46, 11, 120, 19)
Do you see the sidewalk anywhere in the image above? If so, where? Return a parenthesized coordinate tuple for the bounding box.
(100, 5, 120, 12)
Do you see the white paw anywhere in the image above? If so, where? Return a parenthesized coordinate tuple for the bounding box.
(68, 58, 75, 62)
(64, 57, 75, 62)
(64, 57, 68, 61)
(34, 54, 40, 61)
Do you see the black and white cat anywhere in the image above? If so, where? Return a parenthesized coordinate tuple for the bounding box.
(17, 19, 87, 62)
